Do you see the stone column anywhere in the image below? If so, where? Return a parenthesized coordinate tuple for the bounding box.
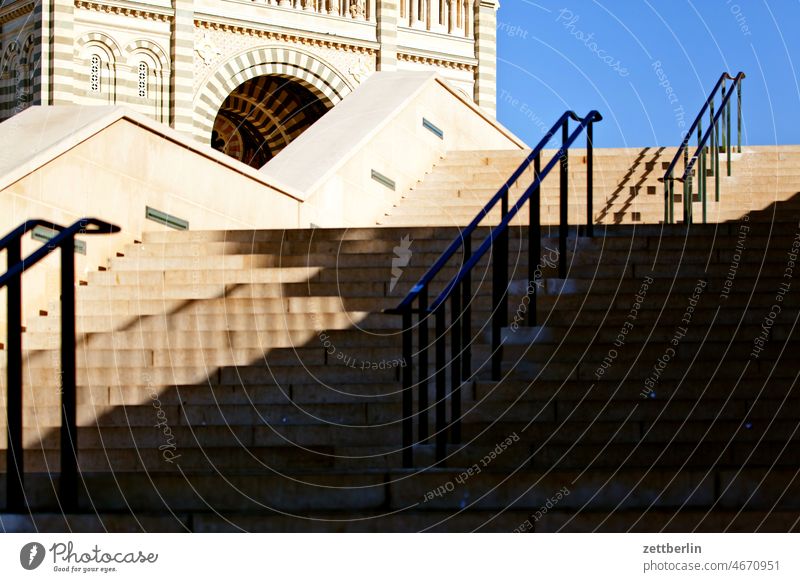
(171, 0, 196, 136)
(47, 0, 75, 104)
(429, 0, 444, 32)
(473, 0, 498, 115)
(376, 0, 398, 71)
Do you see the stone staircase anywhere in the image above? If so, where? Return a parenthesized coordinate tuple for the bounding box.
(1, 146, 800, 532)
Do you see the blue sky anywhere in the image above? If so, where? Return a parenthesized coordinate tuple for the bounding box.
(496, 0, 800, 148)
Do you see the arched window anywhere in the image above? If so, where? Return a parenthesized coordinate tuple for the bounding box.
(90, 55, 101, 93)
(137, 62, 148, 98)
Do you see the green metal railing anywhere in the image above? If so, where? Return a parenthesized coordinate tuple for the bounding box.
(661, 72, 745, 224)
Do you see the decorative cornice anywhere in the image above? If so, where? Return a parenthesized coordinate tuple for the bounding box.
(0, 0, 35, 25)
(75, 0, 173, 23)
(194, 19, 377, 55)
(397, 52, 476, 71)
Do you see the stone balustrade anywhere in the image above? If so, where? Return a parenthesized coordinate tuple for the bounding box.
(400, 0, 474, 37)
(259, 0, 377, 21)
(255, 0, 475, 37)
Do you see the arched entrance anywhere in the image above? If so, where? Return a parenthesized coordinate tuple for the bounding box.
(193, 46, 355, 165)
(211, 75, 330, 168)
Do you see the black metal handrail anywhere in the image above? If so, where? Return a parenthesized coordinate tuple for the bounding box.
(1, 218, 120, 512)
(661, 72, 745, 224)
(388, 110, 602, 467)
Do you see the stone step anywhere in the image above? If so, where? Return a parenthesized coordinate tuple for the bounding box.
(72, 281, 395, 301)
(502, 337, 800, 363)
(383, 202, 663, 217)
(24, 311, 382, 334)
(139, 227, 467, 245)
(474, 376, 798, 401)
(72, 297, 362, 316)
(4, 423, 797, 474)
(7, 362, 405, 387)
(98, 247, 800, 280)
(431, 159, 684, 172)
(503, 322, 796, 347)
(497, 358, 786, 383)
(107, 251, 462, 271)
(20, 346, 418, 370)
(135, 223, 764, 244)
(4, 411, 796, 452)
(16, 327, 402, 350)
(125, 238, 458, 256)
(86, 266, 323, 286)
(533, 509, 800, 533)
(1, 508, 794, 533)
(126, 231, 783, 258)
(540, 274, 791, 296)
(410, 167, 793, 187)
(2, 467, 795, 513)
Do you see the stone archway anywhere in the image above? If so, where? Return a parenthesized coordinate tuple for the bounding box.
(210, 74, 331, 168)
(193, 46, 353, 149)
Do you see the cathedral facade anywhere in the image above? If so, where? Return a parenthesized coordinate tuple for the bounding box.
(0, 0, 497, 166)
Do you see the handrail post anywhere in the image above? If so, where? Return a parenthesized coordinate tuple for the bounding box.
(559, 121, 569, 279)
(711, 98, 719, 190)
(491, 187, 509, 381)
(701, 141, 707, 224)
(721, 78, 727, 151)
(697, 119, 704, 216)
(684, 176, 692, 225)
(434, 305, 447, 463)
(737, 81, 743, 153)
(417, 288, 429, 443)
(683, 137, 689, 172)
(401, 308, 413, 467)
(449, 285, 462, 445)
(727, 85, 733, 176)
(684, 133, 691, 225)
(663, 178, 670, 225)
(60, 237, 79, 512)
(586, 121, 594, 238)
(708, 99, 719, 159)
(712, 100, 720, 202)
(528, 153, 541, 326)
(6, 237, 25, 512)
(669, 178, 675, 224)
(460, 236, 471, 385)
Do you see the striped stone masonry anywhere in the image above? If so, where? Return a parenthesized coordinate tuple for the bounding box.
(377, 0, 398, 70)
(37, 0, 51, 105)
(49, 0, 75, 104)
(29, 1, 42, 106)
(474, 0, 498, 115)
(171, 0, 195, 134)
